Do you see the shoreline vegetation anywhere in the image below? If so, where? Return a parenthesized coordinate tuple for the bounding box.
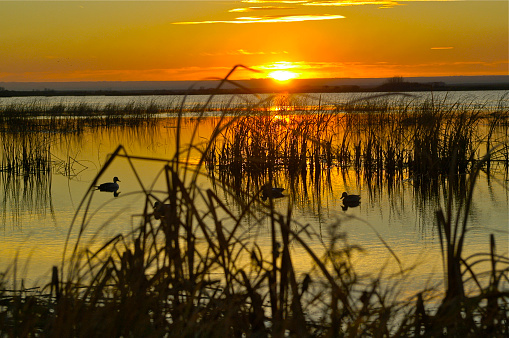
(0, 67, 508, 336)
(1, 76, 509, 97)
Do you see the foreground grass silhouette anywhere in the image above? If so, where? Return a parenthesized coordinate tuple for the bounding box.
(1, 145, 507, 336)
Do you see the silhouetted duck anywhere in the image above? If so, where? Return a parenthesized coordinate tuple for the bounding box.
(261, 184, 285, 201)
(153, 201, 172, 220)
(341, 192, 361, 203)
(96, 177, 120, 192)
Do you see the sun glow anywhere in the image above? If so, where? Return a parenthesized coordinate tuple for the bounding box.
(268, 70, 298, 82)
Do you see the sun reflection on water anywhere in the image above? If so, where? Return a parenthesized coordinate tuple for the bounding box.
(272, 114, 290, 124)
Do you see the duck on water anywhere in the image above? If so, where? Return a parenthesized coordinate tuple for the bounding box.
(341, 192, 360, 209)
(341, 192, 360, 203)
(95, 177, 121, 196)
(153, 201, 172, 220)
(261, 184, 285, 201)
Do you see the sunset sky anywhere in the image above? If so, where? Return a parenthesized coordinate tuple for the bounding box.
(1, 1, 507, 82)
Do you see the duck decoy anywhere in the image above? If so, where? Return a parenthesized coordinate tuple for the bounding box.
(341, 192, 361, 203)
(261, 184, 285, 201)
(153, 201, 172, 220)
(96, 177, 120, 192)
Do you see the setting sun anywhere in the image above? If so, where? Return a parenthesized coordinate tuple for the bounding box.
(268, 70, 298, 82)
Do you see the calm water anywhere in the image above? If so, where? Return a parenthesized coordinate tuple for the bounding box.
(1, 91, 508, 298)
(1, 90, 507, 112)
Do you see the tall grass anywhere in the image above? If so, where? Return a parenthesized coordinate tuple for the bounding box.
(0, 100, 166, 133)
(205, 94, 508, 206)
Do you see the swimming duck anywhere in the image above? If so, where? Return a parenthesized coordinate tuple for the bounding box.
(96, 177, 120, 192)
(261, 184, 285, 201)
(341, 192, 361, 204)
(153, 201, 172, 220)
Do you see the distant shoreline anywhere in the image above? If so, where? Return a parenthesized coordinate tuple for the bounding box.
(1, 84, 508, 98)
(1, 76, 508, 97)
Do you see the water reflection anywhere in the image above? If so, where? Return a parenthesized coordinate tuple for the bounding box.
(342, 201, 361, 211)
(0, 94, 508, 291)
(0, 170, 54, 227)
(261, 184, 285, 201)
(1, 114, 506, 226)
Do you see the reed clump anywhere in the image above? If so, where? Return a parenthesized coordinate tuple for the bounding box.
(207, 95, 508, 192)
(0, 100, 167, 181)
(0, 100, 168, 133)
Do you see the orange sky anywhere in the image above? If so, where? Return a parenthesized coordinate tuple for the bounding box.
(0, 1, 507, 82)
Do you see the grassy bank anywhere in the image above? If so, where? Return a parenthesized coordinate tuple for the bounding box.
(0, 99, 169, 134)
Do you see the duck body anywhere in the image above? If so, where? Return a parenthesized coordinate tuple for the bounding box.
(96, 177, 120, 192)
(153, 201, 172, 220)
(261, 184, 285, 201)
(341, 192, 361, 204)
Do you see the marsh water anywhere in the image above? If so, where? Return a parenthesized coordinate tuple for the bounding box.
(1, 91, 508, 299)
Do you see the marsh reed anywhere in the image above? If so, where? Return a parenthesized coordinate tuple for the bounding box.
(0, 98, 168, 189)
(205, 94, 509, 211)
(0, 100, 166, 133)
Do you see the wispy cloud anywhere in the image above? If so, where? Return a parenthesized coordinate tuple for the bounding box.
(242, 0, 403, 6)
(250, 59, 509, 78)
(255, 61, 354, 72)
(201, 49, 289, 56)
(173, 14, 345, 25)
(238, 49, 290, 55)
(431, 47, 454, 50)
(242, 0, 309, 3)
(175, 0, 408, 26)
(229, 6, 296, 13)
(3, 59, 506, 82)
(304, 1, 402, 9)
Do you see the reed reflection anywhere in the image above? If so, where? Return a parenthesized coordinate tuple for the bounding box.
(205, 97, 509, 229)
(0, 171, 54, 226)
(0, 132, 54, 225)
